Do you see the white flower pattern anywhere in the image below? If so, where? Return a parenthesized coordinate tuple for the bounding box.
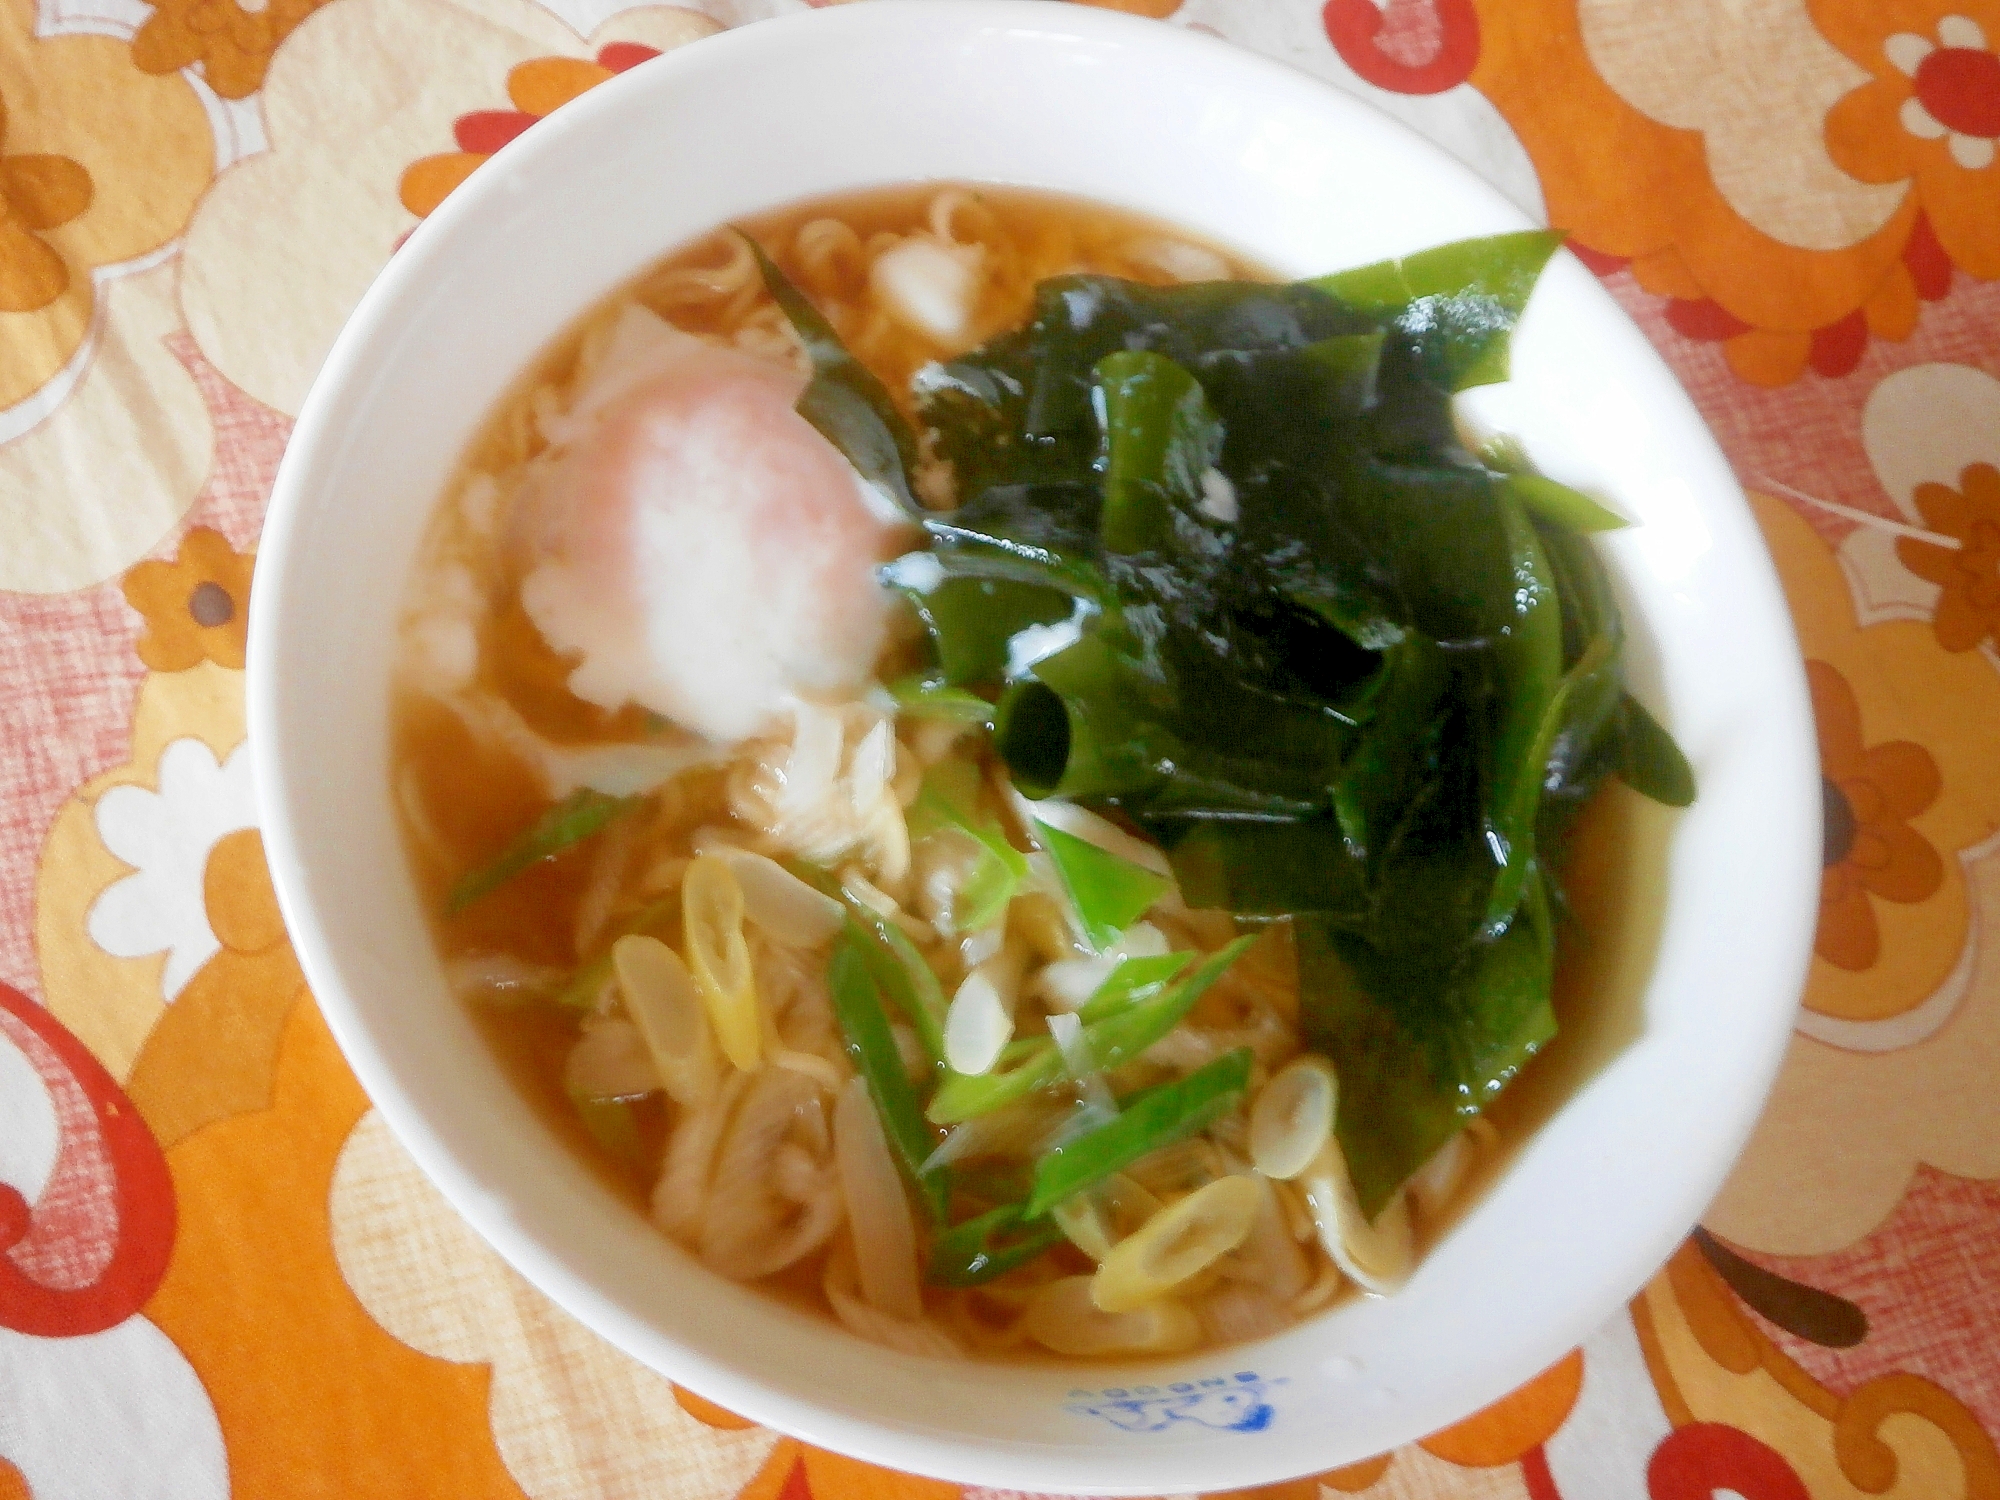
(86, 738, 258, 1001)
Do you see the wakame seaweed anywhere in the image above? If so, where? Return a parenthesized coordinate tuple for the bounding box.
(760, 231, 1695, 1219)
(745, 234, 922, 519)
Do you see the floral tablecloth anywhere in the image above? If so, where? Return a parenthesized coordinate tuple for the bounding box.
(3, 0, 1998, 1494)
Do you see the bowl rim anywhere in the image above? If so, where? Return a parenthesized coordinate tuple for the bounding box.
(249, 2, 1820, 1491)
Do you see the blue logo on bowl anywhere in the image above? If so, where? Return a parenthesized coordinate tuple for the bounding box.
(1064, 1372, 1286, 1434)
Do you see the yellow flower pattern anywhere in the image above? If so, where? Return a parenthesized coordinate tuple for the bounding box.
(0, 0, 211, 409)
(131, 0, 333, 102)
(122, 528, 257, 672)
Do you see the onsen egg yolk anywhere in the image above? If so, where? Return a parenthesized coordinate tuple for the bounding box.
(518, 337, 906, 744)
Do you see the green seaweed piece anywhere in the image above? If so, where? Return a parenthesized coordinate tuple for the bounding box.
(1478, 493, 1567, 933)
(746, 234, 920, 517)
(1094, 349, 1224, 555)
(1615, 692, 1697, 808)
(1310, 230, 1564, 390)
(1299, 872, 1556, 1217)
(888, 673, 997, 729)
(1502, 473, 1628, 533)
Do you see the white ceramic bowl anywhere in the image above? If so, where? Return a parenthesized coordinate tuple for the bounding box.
(250, 4, 1818, 1491)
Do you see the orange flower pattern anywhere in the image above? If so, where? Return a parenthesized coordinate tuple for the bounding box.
(0, 93, 92, 313)
(121, 528, 256, 672)
(1469, 0, 2000, 385)
(1810, 659, 1945, 971)
(1416, 1349, 1584, 1466)
(122, 826, 310, 1152)
(131, 0, 332, 101)
(143, 1003, 536, 1499)
(397, 44, 663, 222)
(1825, 7, 2000, 282)
(1621, 212, 1952, 385)
(1898, 461, 2000, 652)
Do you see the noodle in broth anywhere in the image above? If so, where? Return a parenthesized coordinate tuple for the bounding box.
(393, 185, 1664, 1361)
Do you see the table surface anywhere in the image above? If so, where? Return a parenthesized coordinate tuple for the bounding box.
(3, 0, 1998, 1495)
